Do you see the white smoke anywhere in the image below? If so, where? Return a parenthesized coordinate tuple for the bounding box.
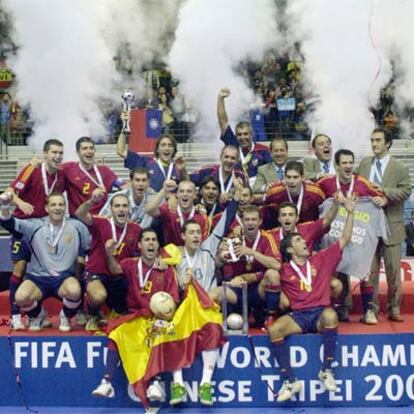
(285, 0, 393, 155)
(168, 0, 280, 142)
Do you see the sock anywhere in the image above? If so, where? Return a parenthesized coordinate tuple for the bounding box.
(360, 282, 374, 314)
(201, 348, 219, 385)
(87, 300, 100, 317)
(265, 284, 281, 314)
(62, 297, 82, 318)
(104, 340, 120, 382)
(271, 338, 295, 382)
(9, 274, 22, 315)
(172, 369, 184, 386)
(322, 327, 338, 370)
(24, 301, 41, 318)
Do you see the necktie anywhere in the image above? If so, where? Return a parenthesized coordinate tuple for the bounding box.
(277, 167, 283, 181)
(323, 162, 329, 174)
(374, 159, 382, 184)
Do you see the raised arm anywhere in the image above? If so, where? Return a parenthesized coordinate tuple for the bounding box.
(217, 88, 231, 135)
(339, 195, 356, 249)
(76, 188, 106, 226)
(321, 194, 340, 229)
(145, 179, 177, 218)
(116, 111, 129, 159)
(105, 239, 123, 275)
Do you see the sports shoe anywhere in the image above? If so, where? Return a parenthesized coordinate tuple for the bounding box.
(199, 382, 213, 406)
(11, 314, 25, 330)
(169, 382, 186, 405)
(318, 369, 337, 392)
(75, 309, 87, 326)
(264, 314, 277, 331)
(59, 310, 71, 332)
(276, 380, 302, 402)
(41, 310, 53, 328)
(361, 309, 378, 325)
(147, 379, 165, 401)
(85, 315, 100, 331)
(336, 307, 350, 322)
(92, 378, 115, 398)
(28, 307, 47, 332)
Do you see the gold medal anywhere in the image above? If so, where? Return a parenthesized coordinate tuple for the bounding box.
(246, 262, 252, 271)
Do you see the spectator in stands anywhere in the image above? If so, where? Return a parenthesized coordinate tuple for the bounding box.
(267, 195, 356, 402)
(0, 91, 11, 144)
(217, 88, 272, 182)
(253, 137, 289, 194)
(405, 210, 414, 256)
(356, 127, 412, 322)
(159, 92, 174, 134)
(303, 133, 335, 181)
(170, 84, 189, 143)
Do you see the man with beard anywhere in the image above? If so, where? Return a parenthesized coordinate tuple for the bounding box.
(303, 134, 335, 181)
(99, 167, 156, 229)
(265, 160, 325, 223)
(145, 180, 208, 245)
(76, 190, 142, 331)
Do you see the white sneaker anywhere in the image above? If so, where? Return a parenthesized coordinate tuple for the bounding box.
(59, 310, 71, 332)
(318, 369, 337, 392)
(85, 315, 100, 331)
(11, 314, 25, 330)
(28, 307, 47, 332)
(362, 309, 378, 325)
(75, 309, 87, 326)
(41, 309, 53, 328)
(147, 380, 165, 401)
(276, 379, 302, 402)
(92, 378, 115, 398)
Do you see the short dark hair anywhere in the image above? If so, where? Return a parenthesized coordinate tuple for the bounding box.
(285, 160, 304, 176)
(43, 139, 64, 152)
(270, 137, 288, 151)
(278, 201, 298, 217)
(154, 134, 177, 158)
(311, 133, 332, 148)
(334, 149, 355, 165)
(372, 126, 393, 149)
(280, 232, 301, 262)
(139, 228, 158, 242)
(181, 219, 201, 234)
(199, 175, 221, 194)
(76, 136, 94, 151)
(129, 167, 150, 180)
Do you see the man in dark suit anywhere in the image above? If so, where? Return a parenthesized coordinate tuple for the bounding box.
(356, 127, 411, 322)
(303, 134, 335, 181)
(405, 211, 414, 256)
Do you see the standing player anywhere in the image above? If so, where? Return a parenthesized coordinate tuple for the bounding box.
(99, 167, 156, 229)
(76, 189, 142, 331)
(62, 136, 121, 216)
(265, 160, 325, 223)
(0, 192, 90, 332)
(145, 180, 208, 245)
(5, 138, 65, 330)
(267, 195, 355, 402)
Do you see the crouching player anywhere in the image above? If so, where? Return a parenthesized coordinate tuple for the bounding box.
(267, 194, 356, 402)
(0, 192, 90, 331)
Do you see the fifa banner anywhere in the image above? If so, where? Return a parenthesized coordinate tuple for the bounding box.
(320, 197, 388, 279)
(1, 334, 414, 408)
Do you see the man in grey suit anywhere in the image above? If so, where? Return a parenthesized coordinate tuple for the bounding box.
(356, 127, 411, 322)
(252, 137, 289, 194)
(303, 134, 335, 181)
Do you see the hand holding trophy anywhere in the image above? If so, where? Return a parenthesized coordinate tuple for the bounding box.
(121, 89, 135, 134)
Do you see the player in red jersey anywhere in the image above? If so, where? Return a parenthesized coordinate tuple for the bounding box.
(5, 139, 65, 330)
(91, 228, 179, 400)
(265, 160, 325, 223)
(267, 195, 356, 403)
(145, 179, 208, 245)
(76, 188, 142, 331)
(62, 136, 121, 216)
(219, 205, 281, 325)
(318, 149, 387, 323)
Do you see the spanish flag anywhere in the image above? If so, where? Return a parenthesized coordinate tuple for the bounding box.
(108, 280, 225, 408)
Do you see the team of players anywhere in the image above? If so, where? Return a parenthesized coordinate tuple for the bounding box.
(0, 92, 411, 405)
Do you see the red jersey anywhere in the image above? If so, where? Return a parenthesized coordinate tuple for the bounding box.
(270, 219, 328, 252)
(265, 182, 325, 223)
(62, 162, 118, 216)
(280, 242, 342, 310)
(87, 216, 141, 275)
(159, 203, 208, 245)
(318, 174, 382, 198)
(11, 164, 65, 218)
(223, 230, 281, 280)
(120, 257, 179, 312)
